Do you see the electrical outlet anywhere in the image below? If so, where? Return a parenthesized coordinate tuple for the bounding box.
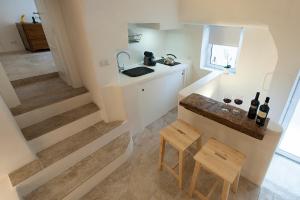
(99, 59, 110, 67)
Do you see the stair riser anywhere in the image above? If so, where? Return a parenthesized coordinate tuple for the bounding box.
(15, 93, 92, 129)
(16, 122, 129, 196)
(64, 139, 133, 200)
(29, 111, 102, 153)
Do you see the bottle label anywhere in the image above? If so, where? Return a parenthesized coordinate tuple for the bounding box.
(250, 105, 257, 109)
(257, 111, 267, 118)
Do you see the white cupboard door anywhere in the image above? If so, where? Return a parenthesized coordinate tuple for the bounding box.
(138, 70, 184, 128)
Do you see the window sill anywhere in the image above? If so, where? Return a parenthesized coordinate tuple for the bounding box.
(201, 66, 236, 75)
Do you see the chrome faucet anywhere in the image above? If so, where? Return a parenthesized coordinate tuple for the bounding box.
(116, 51, 130, 72)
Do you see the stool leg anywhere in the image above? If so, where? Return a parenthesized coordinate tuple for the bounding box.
(232, 171, 240, 193)
(189, 162, 201, 197)
(196, 137, 202, 150)
(159, 136, 166, 171)
(221, 180, 231, 200)
(178, 151, 184, 189)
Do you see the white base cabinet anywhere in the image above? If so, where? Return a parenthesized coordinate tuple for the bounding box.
(138, 70, 184, 128)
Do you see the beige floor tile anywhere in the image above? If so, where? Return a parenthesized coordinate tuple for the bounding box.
(82, 109, 298, 200)
(0, 51, 57, 81)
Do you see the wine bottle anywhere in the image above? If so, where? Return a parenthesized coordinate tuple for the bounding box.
(256, 97, 270, 127)
(247, 92, 260, 119)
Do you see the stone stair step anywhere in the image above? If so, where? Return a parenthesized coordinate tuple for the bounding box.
(21, 103, 99, 141)
(23, 132, 130, 200)
(9, 121, 123, 186)
(11, 75, 88, 116)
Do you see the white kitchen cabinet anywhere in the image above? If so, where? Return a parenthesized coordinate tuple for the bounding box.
(138, 70, 184, 128)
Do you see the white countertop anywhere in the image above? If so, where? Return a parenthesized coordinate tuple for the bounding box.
(116, 61, 189, 87)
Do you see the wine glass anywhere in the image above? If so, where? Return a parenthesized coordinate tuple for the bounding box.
(222, 96, 232, 112)
(233, 96, 244, 114)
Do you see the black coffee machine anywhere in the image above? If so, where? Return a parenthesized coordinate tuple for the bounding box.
(144, 51, 156, 66)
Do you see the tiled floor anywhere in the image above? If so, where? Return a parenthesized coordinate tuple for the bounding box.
(0, 51, 57, 81)
(263, 154, 300, 199)
(82, 109, 299, 200)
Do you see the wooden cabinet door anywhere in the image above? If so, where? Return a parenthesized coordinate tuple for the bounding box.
(138, 70, 184, 127)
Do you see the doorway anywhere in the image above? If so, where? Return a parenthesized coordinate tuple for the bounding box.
(278, 72, 300, 162)
(0, 0, 84, 114)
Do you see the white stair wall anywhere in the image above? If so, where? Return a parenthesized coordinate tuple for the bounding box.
(15, 92, 92, 129)
(16, 121, 130, 197)
(29, 110, 102, 153)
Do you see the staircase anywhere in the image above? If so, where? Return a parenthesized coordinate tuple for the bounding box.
(8, 73, 132, 200)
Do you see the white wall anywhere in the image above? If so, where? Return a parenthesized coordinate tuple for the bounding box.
(165, 25, 210, 83)
(219, 27, 278, 110)
(0, 96, 35, 179)
(128, 24, 167, 64)
(127, 24, 209, 84)
(0, 62, 20, 108)
(179, 0, 300, 122)
(180, 26, 277, 113)
(0, 0, 37, 53)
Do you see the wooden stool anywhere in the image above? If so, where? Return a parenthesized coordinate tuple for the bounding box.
(189, 138, 246, 200)
(159, 119, 202, 189)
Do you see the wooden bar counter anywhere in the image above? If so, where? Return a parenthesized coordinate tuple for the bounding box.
(179, 93, 269, 140)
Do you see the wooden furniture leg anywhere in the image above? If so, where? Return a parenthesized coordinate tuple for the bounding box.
(178, 151, 184, 189)
(232, 171, 240, 193)
(221, 180, 231, 200)
(196, 137, 202, 150)
(189, 162, 201, 197)
(159, 136, 166, 171)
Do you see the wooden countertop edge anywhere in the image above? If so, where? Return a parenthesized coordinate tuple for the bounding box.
(179, 100, 266, 140)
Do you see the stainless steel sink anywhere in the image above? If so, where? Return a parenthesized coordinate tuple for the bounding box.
(122, 67, 154, 77)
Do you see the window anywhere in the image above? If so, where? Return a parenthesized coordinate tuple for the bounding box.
(210, 44, 238, 68)
(200, 25, 244, 73)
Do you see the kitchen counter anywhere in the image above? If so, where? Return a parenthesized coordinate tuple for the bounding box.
(116, 61, 189, 87)
(104, 60, 190, 136)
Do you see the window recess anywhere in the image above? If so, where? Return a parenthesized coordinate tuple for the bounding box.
(200, 25, 244, 74)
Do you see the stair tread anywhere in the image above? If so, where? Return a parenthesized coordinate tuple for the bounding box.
(11, 72, 60, 88)
(9, 121, 123, 186)
(21, 103, 99, 141)
(24, 132, 130, 200)
(10, 75, 88, 116)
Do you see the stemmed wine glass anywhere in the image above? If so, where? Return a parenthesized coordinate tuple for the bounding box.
(233, 96, 244, 114)
(222, 96, 232, 112)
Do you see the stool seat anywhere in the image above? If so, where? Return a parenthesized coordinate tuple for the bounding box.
(194, 138, 246, 183)
(189, 138, 246, 200)
(161, 120, 201, 151)
(159, 119, 202, 189)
